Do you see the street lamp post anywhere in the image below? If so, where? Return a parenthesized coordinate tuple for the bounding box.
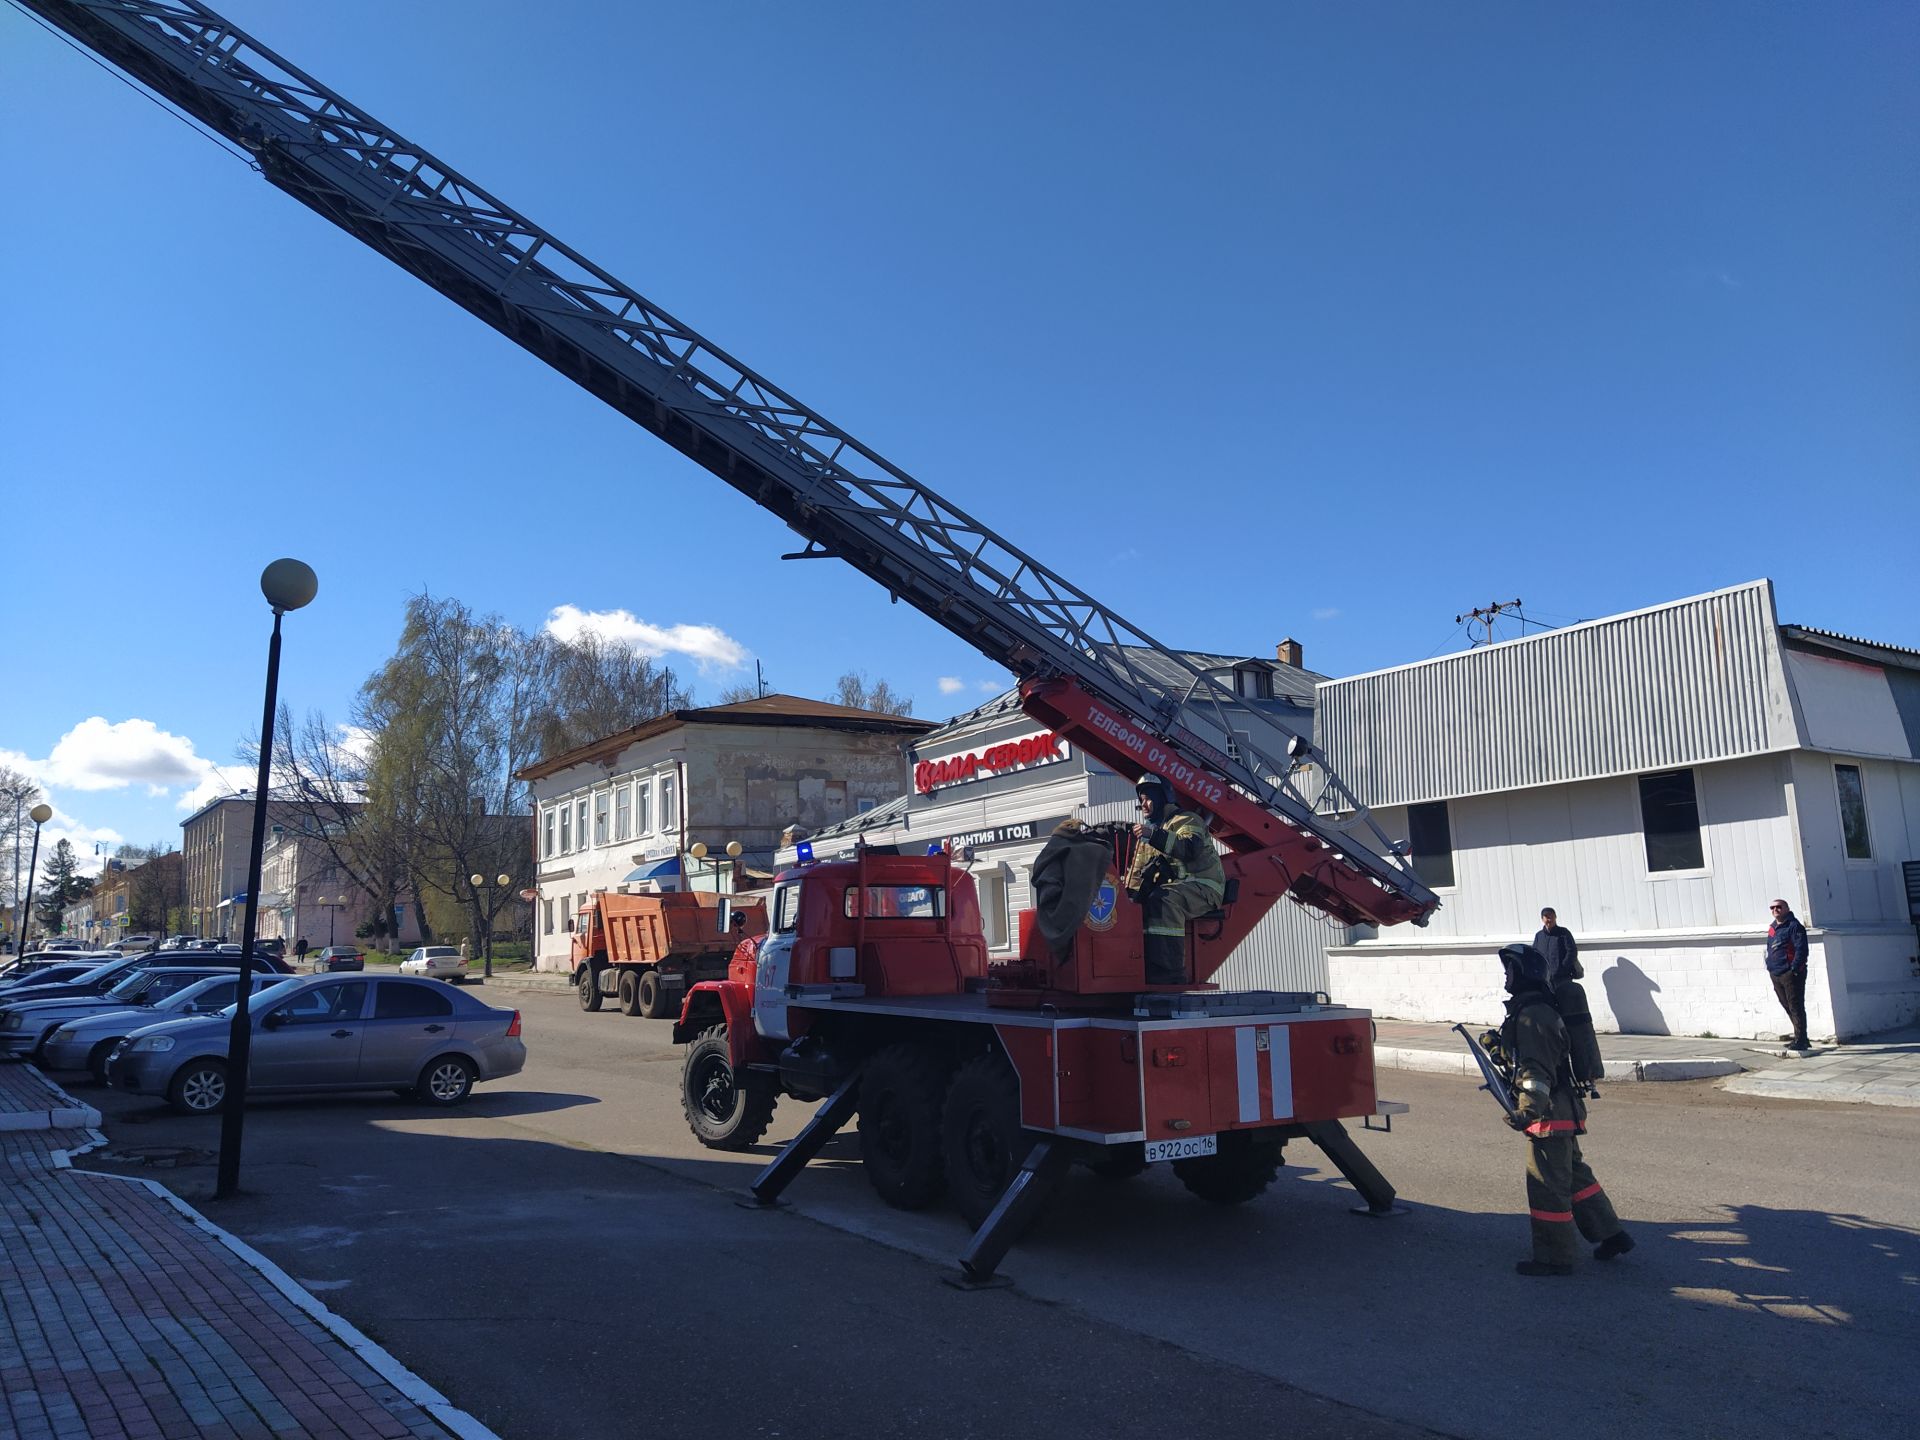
(14, 803, 54, 954)
(216, 559, 318, 1202)
(325, 895, 348, 948)
(468, 872, 512, 979)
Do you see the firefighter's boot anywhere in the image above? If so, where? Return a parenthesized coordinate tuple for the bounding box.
(1143, 934, 1185, 986)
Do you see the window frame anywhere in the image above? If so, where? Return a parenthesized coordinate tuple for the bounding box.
(1636, 768, 1709, 877)
(558, 804, 572, 855)
(659, 772, 678, 834)
(613, 785, 631, 843)
(574, 798, 589, 853)
(593, 790, 610, 847)
(373, 980, 455, 1021)
(1834, 763, 1872, 862)
(635, 781, 652, 836)
(541, 808, 554, 860)
(1406, 799, 1456, 891)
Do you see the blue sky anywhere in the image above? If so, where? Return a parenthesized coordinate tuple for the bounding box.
(1, 0, 1914, 874)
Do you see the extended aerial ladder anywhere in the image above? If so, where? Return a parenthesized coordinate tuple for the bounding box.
(19, 0, 1440, 956)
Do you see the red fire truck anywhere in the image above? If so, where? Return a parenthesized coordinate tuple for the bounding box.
(26, 0, 1442, 1281)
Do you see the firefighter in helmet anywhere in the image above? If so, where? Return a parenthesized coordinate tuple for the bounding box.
(1493, 942, 1634, 1275)
(1128, 774, 1225, 985)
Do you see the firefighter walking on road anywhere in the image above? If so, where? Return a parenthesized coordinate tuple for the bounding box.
(1128, 774, 1225, 986)
(1490, 942, 1635, 1276)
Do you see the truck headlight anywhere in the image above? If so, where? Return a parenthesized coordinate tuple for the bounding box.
(130, 1035, 176, 1053)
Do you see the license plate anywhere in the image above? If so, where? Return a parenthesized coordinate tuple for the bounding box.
(1144, 1134, 1217, 1164)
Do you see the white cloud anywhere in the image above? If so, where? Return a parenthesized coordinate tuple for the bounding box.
(37, 717, 211, 792)
(937, 677, 966, 695)
(1311, 607, 1341, 622)
(544, 604, 750, 674)
(175, 764, 256, 814)
(336, 724, 376, 767)
(978, 680, 1003, 694)
(36, 807, 126, 878)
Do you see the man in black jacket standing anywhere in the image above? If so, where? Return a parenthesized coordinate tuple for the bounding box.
(1533, 907, 1578, 981)
(1765, 899, 1811, 1050)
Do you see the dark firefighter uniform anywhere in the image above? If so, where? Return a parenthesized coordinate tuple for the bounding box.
(1494, 944, 1633, 1275)
(1131, 784, 1225, 986)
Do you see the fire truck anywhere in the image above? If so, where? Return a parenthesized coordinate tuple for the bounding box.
(25, 0, 1442, 1281)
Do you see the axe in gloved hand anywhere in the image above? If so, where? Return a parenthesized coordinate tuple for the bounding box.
(1452, 1023, 1521, 1123)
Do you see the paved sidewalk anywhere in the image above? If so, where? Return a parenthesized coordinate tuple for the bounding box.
(0, 1065, 497, 1440)
(1373, 1017, 1920, 1107)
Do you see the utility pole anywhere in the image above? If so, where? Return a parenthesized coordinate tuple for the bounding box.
(1455, 598, 1526, 648)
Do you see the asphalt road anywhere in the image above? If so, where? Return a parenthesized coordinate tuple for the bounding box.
(76, 987, 1920, 1440)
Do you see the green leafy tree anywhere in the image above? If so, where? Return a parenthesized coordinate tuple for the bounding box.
(35, 839, 92, 932)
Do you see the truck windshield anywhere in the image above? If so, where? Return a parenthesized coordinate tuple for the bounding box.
(844, 886, 944, 920)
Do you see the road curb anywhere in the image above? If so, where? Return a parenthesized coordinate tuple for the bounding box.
(1374, 1046, 1745, 1083)
(0, 1064, 103, 1130)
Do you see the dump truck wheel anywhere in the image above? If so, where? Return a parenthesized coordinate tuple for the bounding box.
(636, 969, 673, 1019)
(682, 1024, 776, 1150)
(1172, 1133, 1284, 1205)
(577, 967, 603, 1012)
(941, 1053, 1035, 1228)
(858, 1042, 949, 1210)
(617, 970, 643, 1016)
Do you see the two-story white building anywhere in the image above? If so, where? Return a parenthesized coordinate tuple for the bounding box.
(1317, 580, 1920, 1041)
(518, 695, 934, 972)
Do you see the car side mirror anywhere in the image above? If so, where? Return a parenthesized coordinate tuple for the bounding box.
(717, 899, 734, 935)
(262, 1010, 287, 1030)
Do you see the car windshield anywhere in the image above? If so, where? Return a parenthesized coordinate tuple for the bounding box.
(75, 960, 130, 986)
(218, 977, 305, 1016)
(107, 969, 160, 999)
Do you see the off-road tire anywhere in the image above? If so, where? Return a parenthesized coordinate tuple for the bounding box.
(577, 967, 603, 1012)
(681, 1024, 776, 1150)
(858, 1042, 950, 1210)
(168, 1059, 228, 1116)
(1172, 1133, 1284, 1205)
(941, 1052, 1036, 1228)
(415, 1054, 476, 1106)
(636, 969, 673, 1020)
(88, 1039, 122, 1086)
(617, 970, 643, 1016)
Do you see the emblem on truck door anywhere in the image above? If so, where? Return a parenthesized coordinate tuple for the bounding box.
(1084, 875, 1119, 932)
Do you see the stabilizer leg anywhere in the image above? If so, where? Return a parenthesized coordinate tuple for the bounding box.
(745, 1070, 861, 1208)
(950, 1137, 1072, 1287)
(1304, 1119, 1407, 1217)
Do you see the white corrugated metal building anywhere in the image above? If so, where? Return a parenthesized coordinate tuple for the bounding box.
(1317, 579, 1920, 1041)
(776, 642, 1346, 994)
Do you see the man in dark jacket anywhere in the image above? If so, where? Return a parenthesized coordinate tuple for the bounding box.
(1532, 908, 1578, 981)
(1765, 899, 1810, 1050)
(1492, 943, 1633, 1276)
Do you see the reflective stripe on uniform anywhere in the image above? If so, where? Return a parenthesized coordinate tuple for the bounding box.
(1524, 1119, 1582, 1137)
(1529, 1208, 1574, 1223)
(1572, 1181, 1605, 1203)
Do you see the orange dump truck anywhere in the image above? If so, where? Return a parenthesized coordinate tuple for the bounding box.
(572, 890, 767, 1019)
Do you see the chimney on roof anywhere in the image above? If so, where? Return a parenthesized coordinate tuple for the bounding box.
(1275, 638, 1303, 668)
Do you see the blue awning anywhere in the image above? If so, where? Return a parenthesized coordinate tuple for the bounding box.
(622, 857, 681, 883)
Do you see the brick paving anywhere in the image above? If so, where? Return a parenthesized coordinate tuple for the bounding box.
(0, 1070, 478, 1440)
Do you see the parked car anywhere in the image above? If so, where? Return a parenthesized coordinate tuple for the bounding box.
(160, 935, 202, 950)
(400, 946, 466, 982)
(113, 935, 158, 953)
(40, 939, 87, 954)
(0, 961, 104, 996)
(0, 965, 239, 1062)
(311, 945, 365, 973)
(43, 971, 286, 1083)
(106, 974, 526, 1114)
(0, 950, 295, 1011)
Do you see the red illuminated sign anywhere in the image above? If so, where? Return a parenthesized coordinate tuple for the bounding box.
(914, 732, 1067, 794)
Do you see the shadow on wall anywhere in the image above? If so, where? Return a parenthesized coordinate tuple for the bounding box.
(1600, 957, 1669, 1035)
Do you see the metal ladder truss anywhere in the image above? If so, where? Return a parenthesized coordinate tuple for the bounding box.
(22, 0, 1432, 922)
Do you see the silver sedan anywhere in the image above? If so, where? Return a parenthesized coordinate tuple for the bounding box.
(106, 973, 527, 1115)
(41, 972, 285, 1083)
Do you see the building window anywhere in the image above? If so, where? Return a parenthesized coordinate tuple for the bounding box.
(543, 898, 555, 935)
(1638, 769, 1704, 872)
(660, 773, 678, 834)
(560, 896, 571, 932)
(1234, 665, 1273, 700)
(1407, 801, 1455, 889)
(593, 791, 610, 846)
(542, 809, 555, 859)
(614, 786, 631, 842)
(976, 869, 1010, 949)
(559, 804, 572, 854)
(635, 782, 652, 836)
(575, 799, 589, 853)
(856, 797, 877, 815)
(1834, 764, 1871, 860)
